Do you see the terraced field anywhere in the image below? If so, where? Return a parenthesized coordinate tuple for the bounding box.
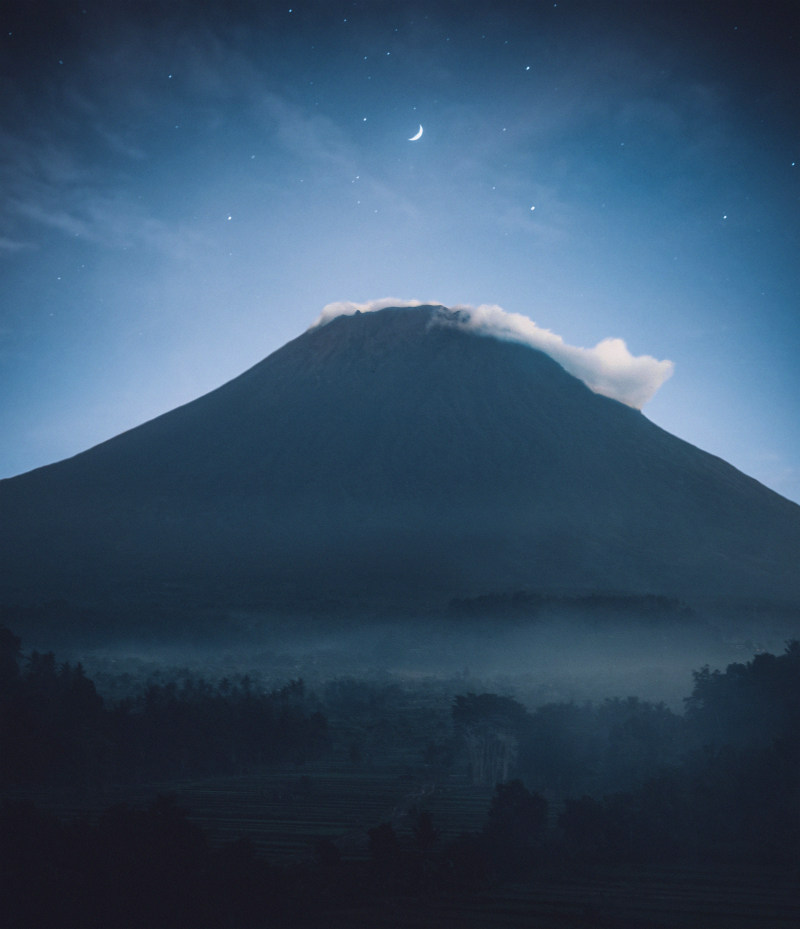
(80, 767, 797, 928)
(6, 761, 798, 927)
(326, 865, 800, 928)
(6, 669, 798, 929)
(154, 764, 494, 860)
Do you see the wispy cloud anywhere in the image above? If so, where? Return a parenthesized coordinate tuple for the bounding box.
(7, 184, 207, 260)
(313, 299, 428, 326)
(0, 109, 209, 260)
(251, 91, 419, 218)
(0, 236, 35, 254)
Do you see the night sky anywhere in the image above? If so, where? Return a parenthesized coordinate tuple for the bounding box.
(2, 1, 799, 503)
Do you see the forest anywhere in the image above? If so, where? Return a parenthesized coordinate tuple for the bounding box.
(1, 626, 799, 927)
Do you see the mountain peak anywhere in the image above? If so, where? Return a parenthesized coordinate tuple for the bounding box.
(1, 299, 798, 626)
(311, 300, 674, 409)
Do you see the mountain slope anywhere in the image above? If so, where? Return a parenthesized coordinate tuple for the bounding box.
(1, 304, 799, 615)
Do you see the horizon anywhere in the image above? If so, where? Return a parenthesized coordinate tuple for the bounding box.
(1, 1, 798, 504)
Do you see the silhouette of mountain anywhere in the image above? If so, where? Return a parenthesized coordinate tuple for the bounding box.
(1, 305, 799, 624)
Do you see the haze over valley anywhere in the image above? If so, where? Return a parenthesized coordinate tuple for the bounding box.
(2, 302, 798, 704)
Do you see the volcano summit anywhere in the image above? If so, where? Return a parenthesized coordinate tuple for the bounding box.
(1, 304, 799, 634)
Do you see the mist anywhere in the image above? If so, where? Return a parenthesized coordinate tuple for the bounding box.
(4, 595, 799, 928)
(48, 597, 789, 712)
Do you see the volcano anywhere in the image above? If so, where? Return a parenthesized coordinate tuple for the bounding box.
(1, 304, 799, 627)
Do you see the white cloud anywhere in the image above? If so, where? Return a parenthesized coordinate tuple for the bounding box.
(312, 298, 428, 327)
(313, 299, 674, 409)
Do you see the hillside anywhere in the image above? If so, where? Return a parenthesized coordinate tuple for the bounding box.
(1, 305, 799, 624)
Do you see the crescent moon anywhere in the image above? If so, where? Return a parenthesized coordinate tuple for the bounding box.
(408, 125, 423, 141)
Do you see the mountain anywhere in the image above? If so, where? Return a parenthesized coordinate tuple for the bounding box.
(1, 304, 799, 628)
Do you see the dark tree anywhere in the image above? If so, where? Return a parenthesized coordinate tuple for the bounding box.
(685, 640, 800, 750)
(483, 779, 548, 878)
(452, 693, 531, 785)
(411, 807, 439, 853)
(0, 626, 21, 685)
(368, 821, 402, 886)
(518, 701, 599, 795)
(439, 832, 489, 890)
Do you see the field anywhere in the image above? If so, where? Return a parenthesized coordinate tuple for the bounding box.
(11, 758, 798, 928)
(4, 643, 800, 928)
(8, 760, 492, 859)
(327, 866, 800, 929)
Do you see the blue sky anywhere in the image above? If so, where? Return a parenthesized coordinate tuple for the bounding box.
(2, 0, 799, 503)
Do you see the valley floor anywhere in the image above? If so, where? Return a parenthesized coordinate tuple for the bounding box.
(6, 763, 798, 928)
(328, 866, 800, 929)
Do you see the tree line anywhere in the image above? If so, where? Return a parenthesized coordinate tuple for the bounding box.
(1, 628, 798, 925)
(446, 642, 800, 868)
(0, 627, 328, 789)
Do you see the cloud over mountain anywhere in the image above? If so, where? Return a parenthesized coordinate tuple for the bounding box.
(314, 299, 674, 409)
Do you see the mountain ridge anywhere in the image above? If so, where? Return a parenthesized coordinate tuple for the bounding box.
(1, 304, 799, 625)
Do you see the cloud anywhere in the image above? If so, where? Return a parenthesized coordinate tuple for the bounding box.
(9, 190, 206, 260)
(0, 236, 35, 254)
(314, 299, 674, 409)
(312, 298, 428, 327)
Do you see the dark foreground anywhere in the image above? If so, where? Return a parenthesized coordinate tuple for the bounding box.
(2, 626, 799, 927)
(328, 866, 800, 929)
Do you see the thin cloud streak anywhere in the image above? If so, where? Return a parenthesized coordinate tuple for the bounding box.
(0, 237, 36, 254)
